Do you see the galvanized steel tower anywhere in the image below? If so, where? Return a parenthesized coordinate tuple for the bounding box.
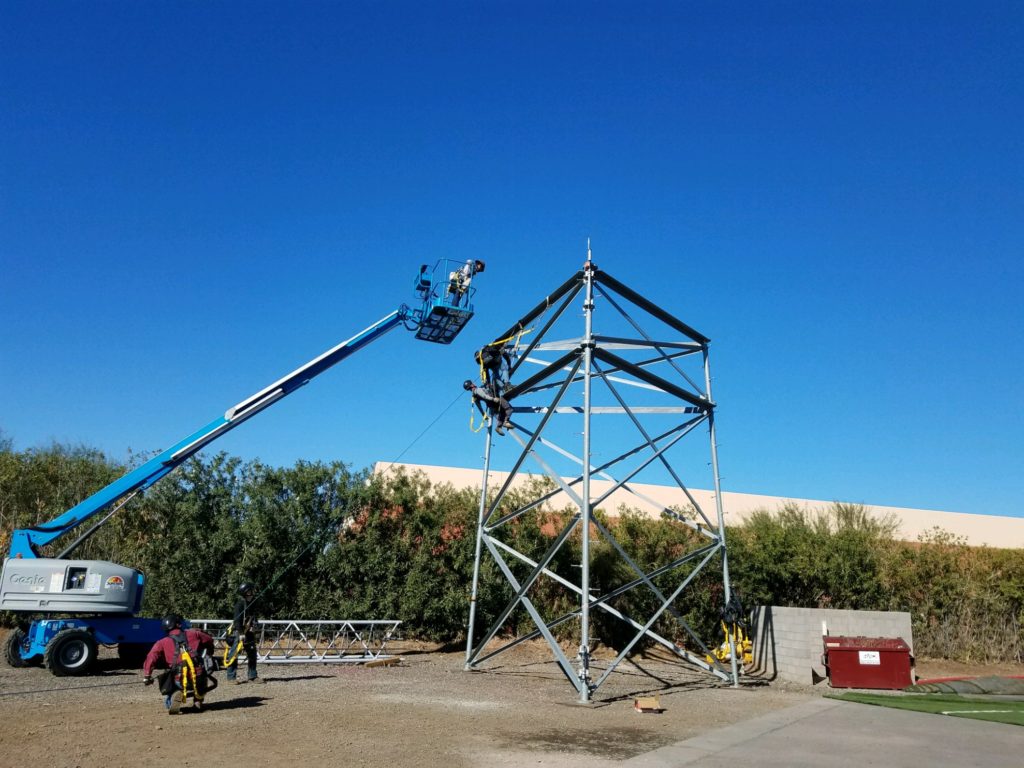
(465, 249, 738, 701)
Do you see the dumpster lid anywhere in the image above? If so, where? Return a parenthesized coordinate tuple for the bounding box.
(823, 636, 910, 651)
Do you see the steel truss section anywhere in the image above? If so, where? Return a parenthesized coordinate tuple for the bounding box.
(189, 619, 401, 664)
(464, 252, 738, 701)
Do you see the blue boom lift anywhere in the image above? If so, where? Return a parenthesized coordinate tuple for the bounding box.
(1, 259, 483, 675)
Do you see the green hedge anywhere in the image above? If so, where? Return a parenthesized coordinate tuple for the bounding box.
(1, 438, 1021, 662)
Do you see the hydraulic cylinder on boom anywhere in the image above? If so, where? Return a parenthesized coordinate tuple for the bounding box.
(1, 259, 484, 675)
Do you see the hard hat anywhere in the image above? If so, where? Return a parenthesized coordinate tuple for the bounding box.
(474, 260, 486, 272)
(239, 582, 254, 596)
(463, 380, 474, 390)
(161, 614, 182, 633)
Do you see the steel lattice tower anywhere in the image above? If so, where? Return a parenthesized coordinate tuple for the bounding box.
(464, 253, 739, 702)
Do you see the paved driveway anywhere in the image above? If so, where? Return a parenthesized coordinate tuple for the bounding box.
(622, 698, 1022, 767)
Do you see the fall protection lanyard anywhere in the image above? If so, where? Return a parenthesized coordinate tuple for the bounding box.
(479, 327, 533, 383)
(469, 401, 490, 433)
(180, 649, 199, 701)
(222, 623, 246, 668)
(489, 327, 533, 349)
(173, 635, 200, 702)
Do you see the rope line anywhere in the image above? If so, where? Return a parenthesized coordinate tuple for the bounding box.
(381, 390, 467, 472)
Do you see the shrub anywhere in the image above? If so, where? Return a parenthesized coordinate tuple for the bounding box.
(2, 436, 1021, 661)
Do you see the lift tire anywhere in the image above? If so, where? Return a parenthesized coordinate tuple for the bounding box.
(4, 628, 43, 668)
(117, 642, 150, 668)
(45, 629, 98, 676)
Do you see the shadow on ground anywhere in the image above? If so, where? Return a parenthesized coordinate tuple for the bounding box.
(183, 695, 268, 713)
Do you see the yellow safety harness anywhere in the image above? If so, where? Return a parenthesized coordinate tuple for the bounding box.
(468, 327, 533, 433)
(171, 633, 202, 703)
(222, 621, 246, 668)
(477, 328, 533, 383)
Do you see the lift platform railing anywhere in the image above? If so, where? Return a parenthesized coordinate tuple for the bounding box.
(412, 258, 481, 343)
(188, 619, 401, 664)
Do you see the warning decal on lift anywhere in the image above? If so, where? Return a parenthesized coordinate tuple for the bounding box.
(105, 575, 125, 590)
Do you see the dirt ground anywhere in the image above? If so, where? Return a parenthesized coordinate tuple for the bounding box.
(0, 631, 1015, 768)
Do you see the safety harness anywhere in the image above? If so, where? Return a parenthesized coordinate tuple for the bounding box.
(170, 631, 203, 704)
(475, 328, 532, 384)
(705, 593, 753, 667)
(468, 327, 533, 432)
(222, 620, 247, 668)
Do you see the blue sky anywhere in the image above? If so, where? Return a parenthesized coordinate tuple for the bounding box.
(2, 2, 1021, 518)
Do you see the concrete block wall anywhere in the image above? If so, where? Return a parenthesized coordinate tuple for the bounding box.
(748, 606, 913, 686)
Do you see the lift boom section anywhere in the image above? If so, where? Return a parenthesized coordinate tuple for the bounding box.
(1, 259, 482, 674)
(7, 309, 407, 560)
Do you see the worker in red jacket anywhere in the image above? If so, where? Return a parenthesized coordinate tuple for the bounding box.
(142, 614, 217, 714)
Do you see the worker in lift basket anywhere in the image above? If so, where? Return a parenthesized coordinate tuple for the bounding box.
(464, 379, 513, 435)
(448, 259, 486, 306)
(143, 614, 217, 715)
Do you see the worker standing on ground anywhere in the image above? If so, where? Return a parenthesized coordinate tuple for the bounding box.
(142, 614, 217, 714)
(225, 582, 264, 685)
(464, 379, 514, 435)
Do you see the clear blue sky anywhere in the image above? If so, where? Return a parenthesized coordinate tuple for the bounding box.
(2, 2, 1021, 518)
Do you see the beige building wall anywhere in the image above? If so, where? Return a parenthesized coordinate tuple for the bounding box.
(373, 462, 1024, 549)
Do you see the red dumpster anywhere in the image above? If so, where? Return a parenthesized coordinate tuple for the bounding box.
(822, 636, 913, 689)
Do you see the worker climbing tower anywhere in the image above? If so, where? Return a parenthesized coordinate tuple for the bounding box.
(464, 247, 740, 701)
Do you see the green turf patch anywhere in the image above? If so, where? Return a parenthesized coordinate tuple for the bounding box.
(827, 692, 1024, 726)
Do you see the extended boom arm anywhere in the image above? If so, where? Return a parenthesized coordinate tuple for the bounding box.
(6, 256, 482, 567)
(7, 308, 410, 560)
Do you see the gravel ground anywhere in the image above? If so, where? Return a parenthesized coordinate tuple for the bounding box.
(0, 634, 817, 768)
(4, 629, 1012, 768)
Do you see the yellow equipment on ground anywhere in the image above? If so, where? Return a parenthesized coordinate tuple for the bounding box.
(706, 620, 753, 667)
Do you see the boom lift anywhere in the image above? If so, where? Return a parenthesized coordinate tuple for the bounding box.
(1, 259, 483, 675)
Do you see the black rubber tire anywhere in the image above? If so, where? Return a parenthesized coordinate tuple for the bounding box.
(4, 627, 42, 668)
(44, 629, 98, 676)
(117, 642, 150, 668)
(4, 628, 30, 668)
